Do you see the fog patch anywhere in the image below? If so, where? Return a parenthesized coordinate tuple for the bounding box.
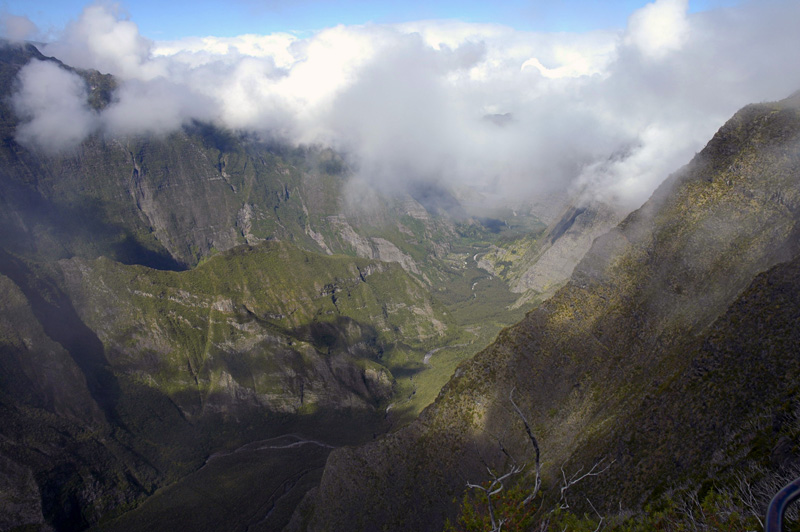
(12, 60, 97, 154)
(41, 4, 164, 80)
(102, 77, 216, 136)
(625, 0, 690, 59)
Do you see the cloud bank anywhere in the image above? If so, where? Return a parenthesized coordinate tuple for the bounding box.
(12, 60, 98, 151)
(8, 0, 800, 210)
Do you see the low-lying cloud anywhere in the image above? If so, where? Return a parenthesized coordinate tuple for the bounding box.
(6, 0, 800, 210)
(12, 60, 98, 152)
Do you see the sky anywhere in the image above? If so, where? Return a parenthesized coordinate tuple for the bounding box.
(3, 0, 742, 39)
(1, 0, 799, 211)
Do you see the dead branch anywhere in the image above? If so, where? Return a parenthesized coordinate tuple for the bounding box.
(463, 388, 614, 531)
(735, 471, 765, 529)
(510, 387, 541, 503)
(586, 497, 604, 532)
(558, 457, 615, 510)
(466, 463, 525, 531)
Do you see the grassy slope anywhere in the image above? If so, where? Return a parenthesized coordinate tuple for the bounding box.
(380, 215, 546, 417)
(57, 240, 453, 412)
(577, 251, 800, 514)
(1, 238, 458, 530)
(88, 232, 547, 532)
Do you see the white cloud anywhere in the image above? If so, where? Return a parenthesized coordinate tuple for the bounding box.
(102, 77, 216, 136)
(10, 0, 800, 210)
(12, 60, 98, 154)
(625, 0, 690, 59)
(42, 4, 165, 80)
(153, 33, 299, 68)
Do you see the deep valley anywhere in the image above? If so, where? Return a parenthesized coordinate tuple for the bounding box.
(1, 29, 800, 532)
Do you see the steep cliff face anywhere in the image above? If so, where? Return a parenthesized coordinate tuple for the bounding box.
(0, 99, 342, 269)
(480, 200, 624, 308)
(0, 44, 452, 274)
(572, 249, 800, 514)
(297, 94, 800, 531)
(0, 249, 158, 531)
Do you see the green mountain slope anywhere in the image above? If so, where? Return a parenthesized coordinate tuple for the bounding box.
(574, 247, 800, 517)
(0, 239, 458, 530)
(57, 240, 452, 415)
(297, 93, 800, 531)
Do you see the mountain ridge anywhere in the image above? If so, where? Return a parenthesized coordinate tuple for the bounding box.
(294, 92, 800, 531)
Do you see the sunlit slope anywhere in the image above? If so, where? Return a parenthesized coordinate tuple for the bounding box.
(56, 240, 452, 416)
(299, 93, 800, 532)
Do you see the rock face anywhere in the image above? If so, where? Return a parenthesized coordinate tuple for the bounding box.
(296, 94, 800, 531)
(476, 199, 624, 310)
(0, 113, 334, 268)
(513, 201, 623, 294)
(0, 45, 452, 275)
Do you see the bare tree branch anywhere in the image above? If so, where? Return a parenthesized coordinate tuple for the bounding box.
(735, 472, 765, 530)
(558, 458, 615, 509)
(463, 388, 614, 531)
(510, 387, 541, 504)
(586, 497, 604, 532)
(467, 463, 525, 532)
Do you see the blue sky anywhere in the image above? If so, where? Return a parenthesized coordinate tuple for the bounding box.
(4, 0, 741, 40)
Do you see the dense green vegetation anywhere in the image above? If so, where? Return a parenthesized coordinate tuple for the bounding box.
(448, 480, 767, 532)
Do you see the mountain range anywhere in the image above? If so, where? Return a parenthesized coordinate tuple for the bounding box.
(1, 40, 799, 532)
